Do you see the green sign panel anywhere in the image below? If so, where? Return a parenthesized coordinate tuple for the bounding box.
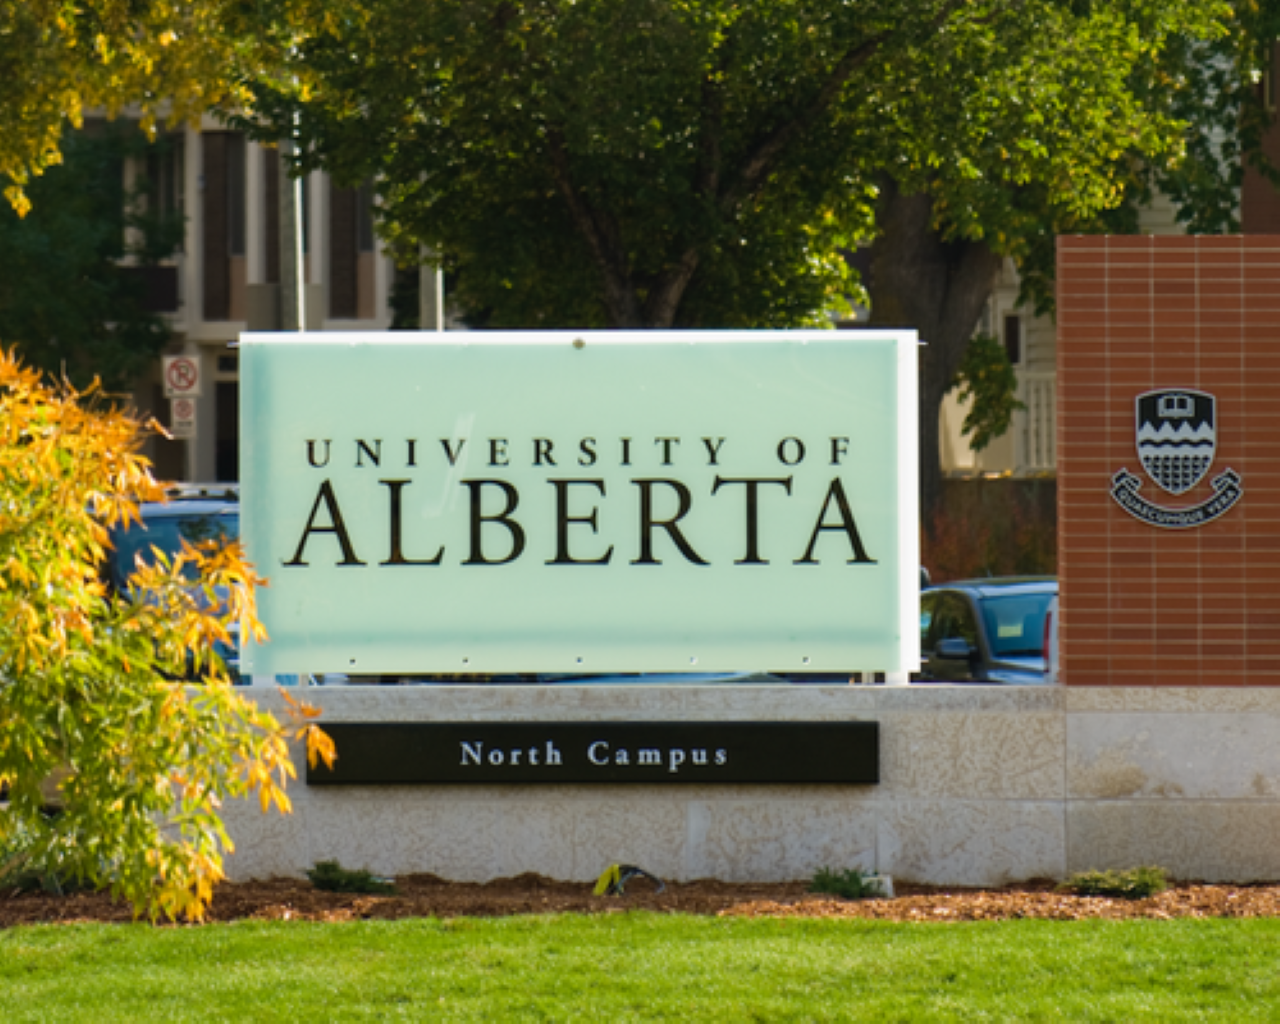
(239, 331, 918, 675)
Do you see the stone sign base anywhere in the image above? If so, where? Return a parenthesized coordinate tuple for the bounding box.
(222, 686, 1280, 886)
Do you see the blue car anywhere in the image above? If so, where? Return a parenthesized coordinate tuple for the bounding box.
(106, 484, 305, 685)
(106, 485, 240, 595)
(918, 577, 1058, 684)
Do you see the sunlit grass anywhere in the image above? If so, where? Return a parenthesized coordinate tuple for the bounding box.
(2, 914, 1278, 1021)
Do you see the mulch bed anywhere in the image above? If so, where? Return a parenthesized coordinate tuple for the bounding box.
(4, 875, 1280, 926)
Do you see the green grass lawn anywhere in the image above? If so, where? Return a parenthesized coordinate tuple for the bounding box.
(2, 914, 1278, 1021)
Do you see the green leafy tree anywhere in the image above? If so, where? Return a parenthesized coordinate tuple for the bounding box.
(0, 124, 182, 391)
(951, 333, 1022, 454)
(238, 0, 1274, 520)
(0, 352, 332, 920)
(864, 1, 1280, 516)
(246, 0, 888, 329)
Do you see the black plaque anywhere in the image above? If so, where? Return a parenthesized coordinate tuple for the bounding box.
(307, 722, 878, 785)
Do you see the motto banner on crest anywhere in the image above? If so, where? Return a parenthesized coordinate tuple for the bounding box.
(239, 331, 919, 676)
(1111, 387, 1243, 530)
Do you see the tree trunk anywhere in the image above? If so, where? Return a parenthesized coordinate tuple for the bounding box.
(865, 181, 1001, 532)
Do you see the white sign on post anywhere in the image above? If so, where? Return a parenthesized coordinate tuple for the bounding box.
(163, 354, 202, 398)
(170, 396, 197, 440)
(240, 331, 920, 677)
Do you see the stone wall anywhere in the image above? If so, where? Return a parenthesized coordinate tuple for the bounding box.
(221, 685, 1280, 887)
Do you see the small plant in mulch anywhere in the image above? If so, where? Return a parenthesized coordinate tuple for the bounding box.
(1057, 866, 1169, 899)
(0, 819, 90, 897)
(306, 859, 398, 895)
(809, 866, 887, 900)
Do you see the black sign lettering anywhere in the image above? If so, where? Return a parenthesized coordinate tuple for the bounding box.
(712, 476, 793, 564)
(379, 480, 444, 566)
(441, 438, 467, 466)
(631, 479, 708, 566)
(306, 439, 331, 468)
(796, 478, 875, 564)
(533, 438, 556, 466)
(309, 722, 880, 785)
(655, 437, 680, 465)
(777, 437, 806, 466)
(462, 479, 526, 565)
(548, 479, 613, 565)
(285, 479, 366, 566)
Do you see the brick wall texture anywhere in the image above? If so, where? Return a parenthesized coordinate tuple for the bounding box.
(1057, 235, 1280, 686)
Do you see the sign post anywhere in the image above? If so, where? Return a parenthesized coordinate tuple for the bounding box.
(162, 354, 201, 473)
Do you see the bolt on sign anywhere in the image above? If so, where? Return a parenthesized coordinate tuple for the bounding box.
(239, 331, 919, 676)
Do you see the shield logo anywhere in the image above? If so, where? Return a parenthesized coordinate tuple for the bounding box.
(1135, 389, 1215, 495)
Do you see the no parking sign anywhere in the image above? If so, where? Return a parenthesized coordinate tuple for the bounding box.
(163, 355, 202, 398)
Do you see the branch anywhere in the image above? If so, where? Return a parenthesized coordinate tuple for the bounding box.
(546, 128, 643, 326)
(695, 70, 723, 202)
(638, 74, 725, 327)
(641, 248, 701, 328)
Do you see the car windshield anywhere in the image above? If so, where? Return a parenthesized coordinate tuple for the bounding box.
(108, 511, 239, 592)
(979, 592, 1054, 659)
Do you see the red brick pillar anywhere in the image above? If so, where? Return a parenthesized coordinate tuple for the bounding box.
(1056, 236, 1280, 686)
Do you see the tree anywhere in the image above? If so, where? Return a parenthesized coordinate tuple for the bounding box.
(0, 0, 297, 215)
(0, 123, 182, 391)
(241, 0, 1263, 517)
(863, 1, 1280, 516)
(0, 351, 332, 920)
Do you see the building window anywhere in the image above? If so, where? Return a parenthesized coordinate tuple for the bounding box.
(227, 133, 246, 257)
(144, 133, 184, 252)
(329, 179, 376, 319)
(202, 131, 248, 320)
(357, 182, 376, 252)
(265, 148, 280, 284)
(1004, 314, 1022, 366)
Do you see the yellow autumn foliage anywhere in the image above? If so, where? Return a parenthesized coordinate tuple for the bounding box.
(0, 0, 306, 214)
(0, 349, 329, 921)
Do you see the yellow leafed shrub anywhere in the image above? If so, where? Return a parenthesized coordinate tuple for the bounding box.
(0, 349, 329, 920)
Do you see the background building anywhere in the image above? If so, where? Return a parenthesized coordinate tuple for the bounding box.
(125, 120, 410, 483)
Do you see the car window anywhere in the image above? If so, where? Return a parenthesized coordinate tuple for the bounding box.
(979, 592, 1054, 658)
(921, 592, 977, 653)
(108, 511, 239, 592)
(919, 592, 938, 649)
(936, 593, 979, 648)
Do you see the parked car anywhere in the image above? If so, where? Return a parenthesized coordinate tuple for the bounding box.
(918, 577, 1058, 684)
(106, 484, 240, 595)
(105, 484, 307, 685)
(1044, 595, 1059, 684)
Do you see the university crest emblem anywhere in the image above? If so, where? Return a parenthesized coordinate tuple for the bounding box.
(1111, 388, 1242, 529)
(1136, 390, 1215, 495)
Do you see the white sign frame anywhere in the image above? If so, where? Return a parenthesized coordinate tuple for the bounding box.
(240, 331, 919, 677)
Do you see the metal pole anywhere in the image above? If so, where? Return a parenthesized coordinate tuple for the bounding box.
(293, 114, 306, 332)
